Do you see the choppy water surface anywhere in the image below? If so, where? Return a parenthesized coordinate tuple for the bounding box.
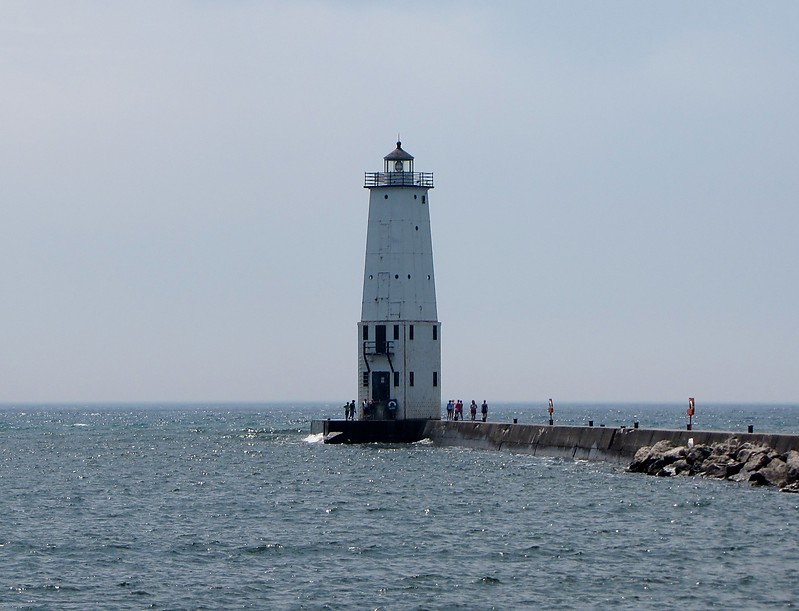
(1, 403, 797, 609)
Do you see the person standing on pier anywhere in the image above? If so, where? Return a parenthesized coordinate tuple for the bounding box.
(470, 400, 477, 421)
(481, 400, 488, 422)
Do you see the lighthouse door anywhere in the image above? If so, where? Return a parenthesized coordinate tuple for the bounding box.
(371, 371, 390, 402)
(375, 325, 387, 354)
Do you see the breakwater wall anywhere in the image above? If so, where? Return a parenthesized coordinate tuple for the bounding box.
(422, 421, 799, 463)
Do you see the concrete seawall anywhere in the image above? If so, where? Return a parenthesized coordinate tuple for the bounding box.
(423, 421, 799, 463)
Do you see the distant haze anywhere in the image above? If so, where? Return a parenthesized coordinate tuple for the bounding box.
(2, 2, 797, 403)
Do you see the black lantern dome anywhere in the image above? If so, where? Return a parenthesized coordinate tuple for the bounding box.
(383, 141, 414, 173)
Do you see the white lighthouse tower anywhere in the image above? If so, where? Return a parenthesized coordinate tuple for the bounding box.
(358, 142, 441, 422)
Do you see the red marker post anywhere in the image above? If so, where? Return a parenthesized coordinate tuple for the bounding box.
(687, 397, 696, 431)
(548, 398, 554, 426)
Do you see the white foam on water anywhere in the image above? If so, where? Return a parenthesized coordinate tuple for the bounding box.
(303, 433, 324, 444)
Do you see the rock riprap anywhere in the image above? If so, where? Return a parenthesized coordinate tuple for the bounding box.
(628, 437, 799, 492)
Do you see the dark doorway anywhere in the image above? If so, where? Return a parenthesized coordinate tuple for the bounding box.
(372, 371, 390, 402)
(375, 325, 387, 354)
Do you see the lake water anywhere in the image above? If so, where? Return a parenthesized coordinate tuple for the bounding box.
(1, 402, 797, 609)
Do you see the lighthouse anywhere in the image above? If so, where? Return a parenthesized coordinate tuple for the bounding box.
(358, 142, 441, 422)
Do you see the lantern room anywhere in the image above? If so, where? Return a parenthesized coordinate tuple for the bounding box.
(383, 141, 414, 173)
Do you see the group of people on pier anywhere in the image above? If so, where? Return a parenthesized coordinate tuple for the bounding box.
(342, 399, 378, 420)
(343, 398, 490, 422)
(446, 399, 488, 422)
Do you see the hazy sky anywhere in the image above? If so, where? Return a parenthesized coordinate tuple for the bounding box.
(2, 2, 797, 404)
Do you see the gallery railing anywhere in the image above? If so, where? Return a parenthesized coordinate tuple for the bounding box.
(364, 172, 434, 188)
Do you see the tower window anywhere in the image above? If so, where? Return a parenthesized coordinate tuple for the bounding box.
(393, 325, 399, 340)
(395, 274, 399, 279)
(409, 325, 414, 340)
(422, 196, 426, 204)
(363, 325, 369, 341)
(433, 325, 438, 340)
(362, 372, 369, 387)
(433, 372, 438, 387)
(409, 371, 415, 387)
(394, 371, 400, 387)
(384, 194, 388, 199)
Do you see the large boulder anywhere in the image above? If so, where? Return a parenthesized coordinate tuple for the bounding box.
(783, 450, 799, 481)
(701, 459, 743, 480)
(758, 457, 790, 488)
(629, 440, 677, 473)
(741, 450, 773, 473)
(736, 442, 771, 464)
(729, 449, 769, 482)
(710, 437, 741, 459)
(685, 444, 712, 465)
(661, 458, 691, 477)
(663, 446, 687, 461)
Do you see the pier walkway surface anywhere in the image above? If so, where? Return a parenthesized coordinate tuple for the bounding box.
(422, 420, 799, 462)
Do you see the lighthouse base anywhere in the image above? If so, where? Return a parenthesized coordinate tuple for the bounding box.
(310, 419, 432, 444)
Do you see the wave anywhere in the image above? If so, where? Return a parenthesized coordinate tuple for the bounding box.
(303, 433, 324, 444)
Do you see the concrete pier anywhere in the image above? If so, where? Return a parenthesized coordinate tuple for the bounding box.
(422, 421, 799, 463)
(311, 419, 430, 444)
